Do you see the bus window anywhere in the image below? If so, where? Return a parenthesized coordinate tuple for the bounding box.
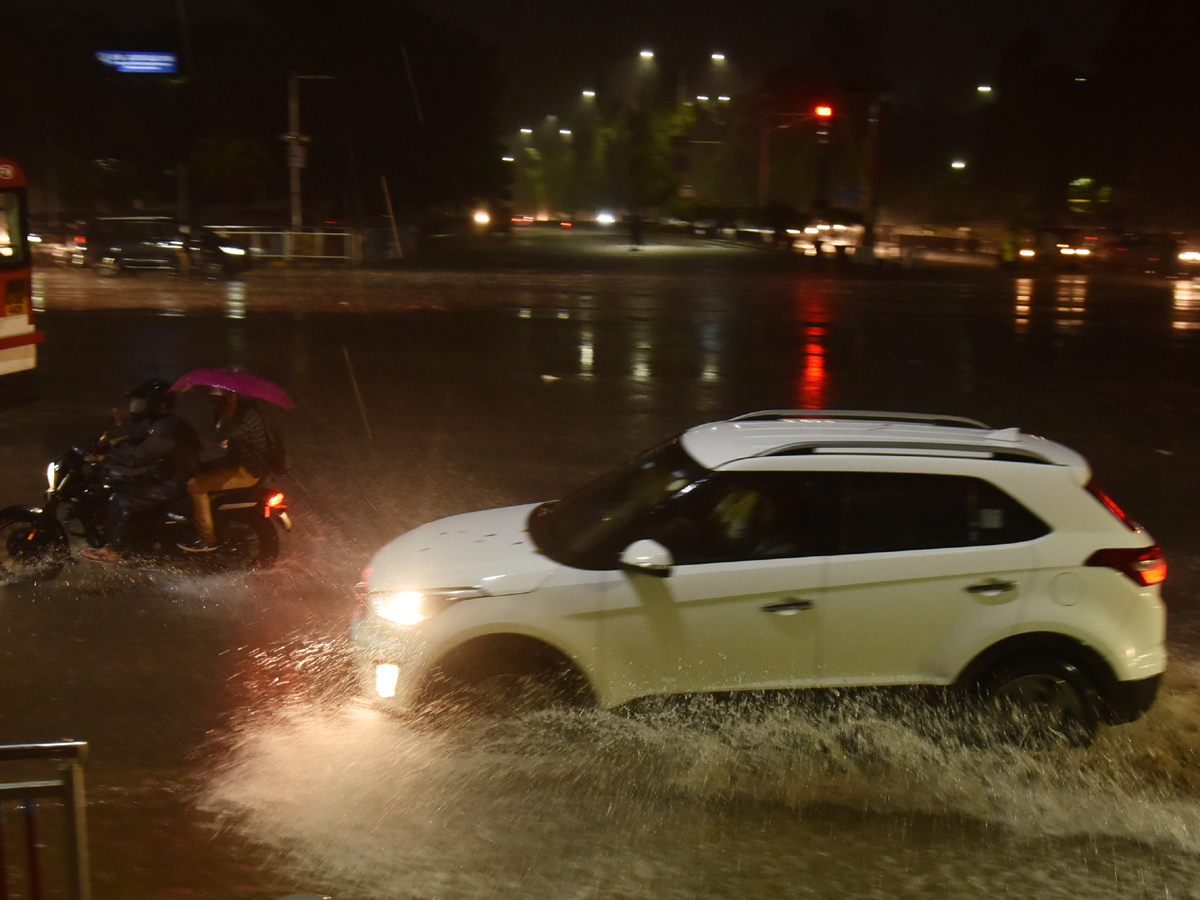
(0, 189, 28, 264)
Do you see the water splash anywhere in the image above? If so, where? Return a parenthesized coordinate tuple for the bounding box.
(198, 642, 1200, 900)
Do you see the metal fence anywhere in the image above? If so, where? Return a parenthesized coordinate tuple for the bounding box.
(208, 226, 363, 265)
(0, 742, 90, 900)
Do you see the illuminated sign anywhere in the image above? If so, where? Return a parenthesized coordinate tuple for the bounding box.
(95, 51, 177, 74)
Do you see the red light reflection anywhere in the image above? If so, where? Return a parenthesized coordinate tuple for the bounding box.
(794, 288, 831, 409)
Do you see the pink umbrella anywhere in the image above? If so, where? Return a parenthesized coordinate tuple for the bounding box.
(171, 368, 295, 409)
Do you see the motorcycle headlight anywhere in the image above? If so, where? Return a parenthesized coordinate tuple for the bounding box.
(368, 587, 484, 626)
(46, 461, 59, 491)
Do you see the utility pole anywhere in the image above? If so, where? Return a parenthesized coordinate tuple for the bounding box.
(281, 75, 335, 230)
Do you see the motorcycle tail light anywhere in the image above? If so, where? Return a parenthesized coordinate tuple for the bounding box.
(265, 492, 286, 517)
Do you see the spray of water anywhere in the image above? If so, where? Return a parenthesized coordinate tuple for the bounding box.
(197, 638, 1200, 900)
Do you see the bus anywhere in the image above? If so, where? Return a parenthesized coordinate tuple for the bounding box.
(0, 157, 42, 377)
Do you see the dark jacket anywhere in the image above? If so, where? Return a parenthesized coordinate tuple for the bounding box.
(106, 413, 202, 489)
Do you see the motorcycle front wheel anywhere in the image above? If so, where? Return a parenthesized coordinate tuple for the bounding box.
(0, 511, 68, 583)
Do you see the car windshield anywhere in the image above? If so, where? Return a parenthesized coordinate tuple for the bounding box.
(529, 436, 709, 569)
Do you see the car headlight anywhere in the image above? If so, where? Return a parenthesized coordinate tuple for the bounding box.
(46, 462, 58, 491)
(368, 587, 484, 625)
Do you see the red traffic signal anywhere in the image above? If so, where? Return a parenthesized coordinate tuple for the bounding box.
(814, 105, 834, 118)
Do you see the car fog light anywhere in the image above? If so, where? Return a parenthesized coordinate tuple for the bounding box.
(376, 664, 400, 698)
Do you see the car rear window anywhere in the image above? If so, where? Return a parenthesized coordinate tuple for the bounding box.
(836, 472, 1049, 554)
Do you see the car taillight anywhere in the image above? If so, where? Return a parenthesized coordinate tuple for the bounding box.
(1085, 545, 1167, 587)
(1086, 482, 1140, 532)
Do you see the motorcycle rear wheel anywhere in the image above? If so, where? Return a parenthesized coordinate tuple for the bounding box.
(215, 516, 279, 570)
(0, 511, 68, 583)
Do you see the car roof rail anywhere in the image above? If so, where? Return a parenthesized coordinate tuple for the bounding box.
(760, 441, 1053, 464)
(727, 410, 991, 430)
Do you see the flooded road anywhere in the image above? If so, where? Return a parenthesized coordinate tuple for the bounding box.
(3, 232, 1199, 898)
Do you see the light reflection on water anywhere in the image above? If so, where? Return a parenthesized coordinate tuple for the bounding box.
(200, 641, 1200, 900)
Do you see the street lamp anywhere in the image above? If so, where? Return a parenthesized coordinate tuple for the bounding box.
(282, 73, 335, 229)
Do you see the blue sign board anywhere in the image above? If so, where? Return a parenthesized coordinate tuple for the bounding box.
(95, 51, 177, 74)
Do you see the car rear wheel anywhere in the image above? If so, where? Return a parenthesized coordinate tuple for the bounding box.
(977, 658, 1098, 749)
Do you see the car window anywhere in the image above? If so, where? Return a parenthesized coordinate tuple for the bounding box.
(836, 472, 1048, 555)
(647, 472, 833, 565)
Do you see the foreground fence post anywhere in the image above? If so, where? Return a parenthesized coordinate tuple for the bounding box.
(0, 741, 91, 900)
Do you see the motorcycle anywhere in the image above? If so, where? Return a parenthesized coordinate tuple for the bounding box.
(0, 441, 292, 582)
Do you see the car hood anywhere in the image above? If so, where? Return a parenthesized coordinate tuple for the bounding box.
(366, 503, 554, 597)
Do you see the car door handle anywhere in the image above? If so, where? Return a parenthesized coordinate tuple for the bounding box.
(761, 598, 814, 615)
(965, 580, 1016, 597)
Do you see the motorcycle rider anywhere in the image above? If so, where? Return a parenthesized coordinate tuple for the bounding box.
(178, 388, 272, 552)
(80, 380, 202, 563)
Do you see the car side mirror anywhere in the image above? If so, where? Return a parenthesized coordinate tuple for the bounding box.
(619, 539, 674, 578)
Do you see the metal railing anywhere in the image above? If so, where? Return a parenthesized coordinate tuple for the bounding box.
(208, 226, 362, 264)
(0, 742, 90, 900)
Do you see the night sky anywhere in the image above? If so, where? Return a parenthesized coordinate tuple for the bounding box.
(407, 0, 1121, 127)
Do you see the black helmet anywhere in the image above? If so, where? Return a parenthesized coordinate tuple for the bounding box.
(127, 379, 175, 420)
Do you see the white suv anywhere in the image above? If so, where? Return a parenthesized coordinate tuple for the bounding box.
(350, 411, 1166, 742)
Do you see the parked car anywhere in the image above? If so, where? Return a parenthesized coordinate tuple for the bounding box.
(350, 410, 1166, 744)
(1104, 232, 1181, 276)
(61, 217, 250, 278)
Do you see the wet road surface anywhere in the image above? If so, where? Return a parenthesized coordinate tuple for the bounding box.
(2, 230, 1199, 898)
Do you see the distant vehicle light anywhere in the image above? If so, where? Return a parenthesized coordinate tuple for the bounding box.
(1180, 251, 1200, 262)
(473, 210, 491, 226)
(814, 105, 833, 118)
(28, 234, 42, 243)
(1019, 248, 1036, 258)
(221, 245, 246, 256)
(1060, 247, 1076, 255)
(560, 221, 573, 228)
(596, 212, 616, 225)
(1075, 247, 1091, 256)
